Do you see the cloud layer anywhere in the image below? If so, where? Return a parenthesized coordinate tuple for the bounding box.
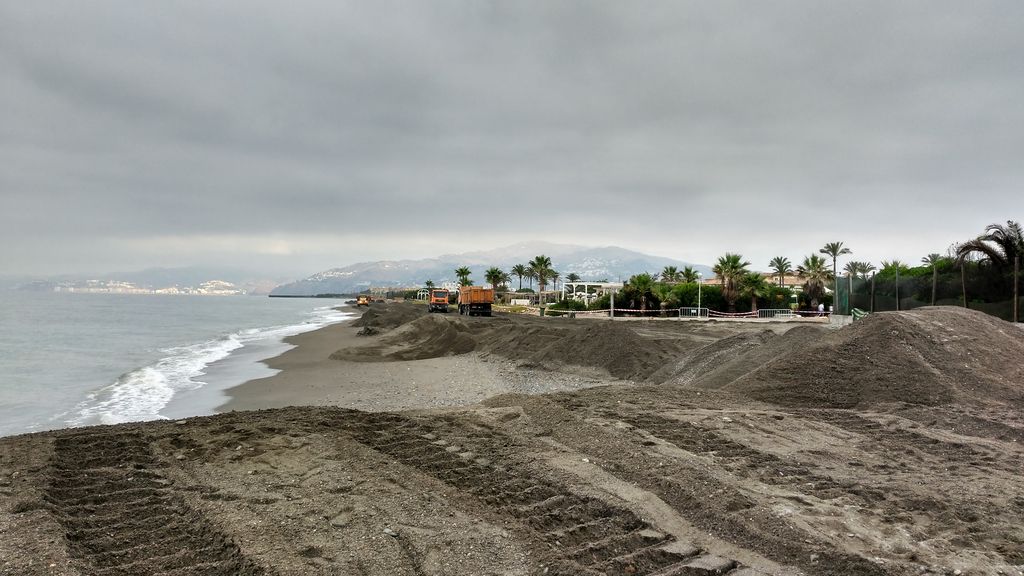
(3, 1, 1022, 275)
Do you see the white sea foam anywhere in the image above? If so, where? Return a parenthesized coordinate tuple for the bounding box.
(66, 305, 352, 427)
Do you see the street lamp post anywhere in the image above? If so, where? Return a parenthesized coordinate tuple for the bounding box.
(697, 272, 702, 317)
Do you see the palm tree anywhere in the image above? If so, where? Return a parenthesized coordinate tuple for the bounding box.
(661, 266, 680, 283)
(653, 283, 674, 316)
(797, 254, 832, 309)
(424, 279, 435, 290)
(549, 270, 560, 293)
(454, 266, 472, 287)
(713, 253, 751, 312)
(880, 260, 909, 310)
(499, 271, 512, 291)
(681, 266, 699, 284)
(856, 262, 877, 278)
(880, 260, 909, 274)
(529, 255, 552, 290)
(769, 256, 792, 287)
(820, 242, 852, 309)
(629, 273, 656, 312)
(529, 255, 553, 301)
(739, 272, 768, 313)
(845, 261, 876, 279)
(564, 272, 581, 299)
(511, 264, 528, 291)
(921, 253, 944, 306)
(484, 267, 505, 292)
(955, 220, 1024, 269)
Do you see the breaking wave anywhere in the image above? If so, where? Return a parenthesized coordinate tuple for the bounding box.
(67, 305, 351, 426)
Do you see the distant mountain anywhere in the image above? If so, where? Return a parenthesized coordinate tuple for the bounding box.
(270, 242, 712, 296)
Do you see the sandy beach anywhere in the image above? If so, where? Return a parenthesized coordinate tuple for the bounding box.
(2, 302, 1024, 576)
(218, 314, 604, 415)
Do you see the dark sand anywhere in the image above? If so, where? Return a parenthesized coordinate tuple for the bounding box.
(3, 303, 1023, 576)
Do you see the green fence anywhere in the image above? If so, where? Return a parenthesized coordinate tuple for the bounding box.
(834, 263, 1021, 322)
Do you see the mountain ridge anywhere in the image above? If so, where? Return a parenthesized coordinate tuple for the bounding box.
(271, 242, 712, 296)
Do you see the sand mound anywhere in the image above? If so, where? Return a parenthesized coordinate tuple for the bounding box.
(722, 307, 1024, 408)
(346, 304, 692, 380)
(351, 303, 425, 330)
(476, 321, 684, 381)
(381, 314, 478, 360)
(333, 314, 476, 361)
(664, 326, 827, 388)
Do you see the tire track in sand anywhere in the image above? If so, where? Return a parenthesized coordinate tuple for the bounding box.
(336, 410, 766, 576)
(44, 429, 270, 576)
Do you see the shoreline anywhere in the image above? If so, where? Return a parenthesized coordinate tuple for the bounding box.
(215, 313, 493, 413)
(154, 304, 356, 422)
(218, 307, 609, 414)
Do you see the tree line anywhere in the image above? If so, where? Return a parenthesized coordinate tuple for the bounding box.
(422, 220, 1021, 319)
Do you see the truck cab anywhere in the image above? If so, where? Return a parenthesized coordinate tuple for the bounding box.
(356, 295, 371, 307)
(428, 289, 450, 313)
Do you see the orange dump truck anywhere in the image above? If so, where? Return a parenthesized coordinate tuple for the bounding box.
(428, 289, 450, 313)
(457, 286, 494, 317)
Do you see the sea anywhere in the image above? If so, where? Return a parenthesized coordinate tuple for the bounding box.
(0, 291, 353, 438)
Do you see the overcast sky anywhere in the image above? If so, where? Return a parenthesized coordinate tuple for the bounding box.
(2, 1, 1022, 278)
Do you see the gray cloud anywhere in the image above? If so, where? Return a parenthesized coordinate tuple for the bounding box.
(2, 1, 1022, 276)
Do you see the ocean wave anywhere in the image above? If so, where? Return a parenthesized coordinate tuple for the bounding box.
(66, 305, 352, 427)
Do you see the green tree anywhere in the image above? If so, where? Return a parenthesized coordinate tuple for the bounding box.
(955, 220, 1024, 270)
(880, 260, 910, 275)
(921, 253, 944, 305)
(661, 266, 680, 283)
(511, 264, 528, 291)
(454, 266, 472, 287)
(529, 255, 554, 301)
(484, 267, 505, 292)
(653, 283, 675, 316)
(856, 262, 877, 277)
(424, 279, 435, 290)
(713, 253, 751, 312)
(820, 242, 852, 308)
(628, 273, 656, 312)
(769, 256, 792, 287)
(797, 254, 832, 309)
(681, 266, 699, 283)
(739, 272, 768, 312)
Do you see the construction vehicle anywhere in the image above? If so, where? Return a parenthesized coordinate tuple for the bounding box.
(356, 295, 371, 307)
(457, 286, 494, 317)
(428, 289, 450, 313)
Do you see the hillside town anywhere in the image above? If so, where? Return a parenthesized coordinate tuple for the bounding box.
(43, 279, 246, 295)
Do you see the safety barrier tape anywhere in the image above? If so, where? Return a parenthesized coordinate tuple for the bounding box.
(707, 310, 758, 318)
